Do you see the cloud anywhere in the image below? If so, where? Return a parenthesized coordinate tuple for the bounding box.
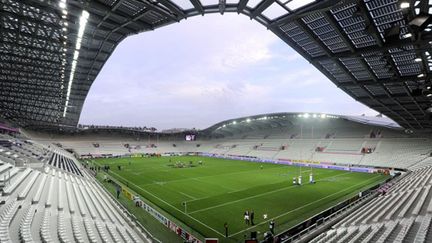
(210, 35, 276, 71)
(79, 14, 379, 129)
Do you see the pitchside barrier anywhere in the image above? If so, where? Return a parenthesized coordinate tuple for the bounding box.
(277, 175, 395, 242)
(82, 158, 204, 242)
(113, 176, 204, 243)
(198, 152, 392, 174)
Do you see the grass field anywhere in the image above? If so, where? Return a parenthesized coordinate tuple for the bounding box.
(93, 156, 389, 242)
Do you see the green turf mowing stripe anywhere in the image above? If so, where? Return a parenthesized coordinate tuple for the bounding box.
(108, 170, 226, 238)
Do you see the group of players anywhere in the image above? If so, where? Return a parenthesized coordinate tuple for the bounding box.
(293, 173, 316, 185)
(243, 211, 275, 233)
(243, 210, 255, 225)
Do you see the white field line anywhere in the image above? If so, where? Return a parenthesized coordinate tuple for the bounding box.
(192, 177, 236, 192)
(228, 174, 383, 237)
(109, 171, 226, 237)
(188, 171, 353, 214)
(178, 191, 197, 200)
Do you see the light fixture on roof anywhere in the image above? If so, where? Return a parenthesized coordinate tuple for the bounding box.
(402, 33, 413, 39)
(415, 58, 422, 62)
(303, 113, 310, 118)
(418, 73, 425, 78)
(320, 114, 326, 119)
(246, 118, 251, 123)
(59, 2, 66, 9)
(63, 9, 90, 117)
(400, 2, 410, 9)
(232, 121, 237, 124)
(312, 114, 317, 118)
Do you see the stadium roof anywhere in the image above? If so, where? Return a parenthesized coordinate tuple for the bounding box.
(2, 0, 432, 131)
(202, 112, 403, 137)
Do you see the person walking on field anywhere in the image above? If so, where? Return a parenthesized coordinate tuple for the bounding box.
(244, 211, 250, 225)
(269, 220, 275, 234)
(224, 222, 228, 237)
(116, 185, 121, 199)
(250, 210, 255, 225)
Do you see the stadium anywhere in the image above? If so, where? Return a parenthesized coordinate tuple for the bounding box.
(1, 0, 432, 243)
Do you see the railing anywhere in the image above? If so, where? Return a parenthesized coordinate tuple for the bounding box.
(279, 192, 375, 242)
(279, 173, 404, 242)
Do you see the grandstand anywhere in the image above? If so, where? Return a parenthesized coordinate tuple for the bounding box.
(2, 0, 432, 243)
(20, 112, 432, 242)
(36, 113, 432, 170)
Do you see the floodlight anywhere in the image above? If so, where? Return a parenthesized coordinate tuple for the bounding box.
(402, 33, 412, 38)
(303, 113, 310, 118)
(400, 2, 410, 9)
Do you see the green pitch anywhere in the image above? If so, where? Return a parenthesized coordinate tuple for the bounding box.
(93, 156, 389, 242)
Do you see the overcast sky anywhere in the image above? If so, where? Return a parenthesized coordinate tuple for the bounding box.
(79, 13, 379, 130)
